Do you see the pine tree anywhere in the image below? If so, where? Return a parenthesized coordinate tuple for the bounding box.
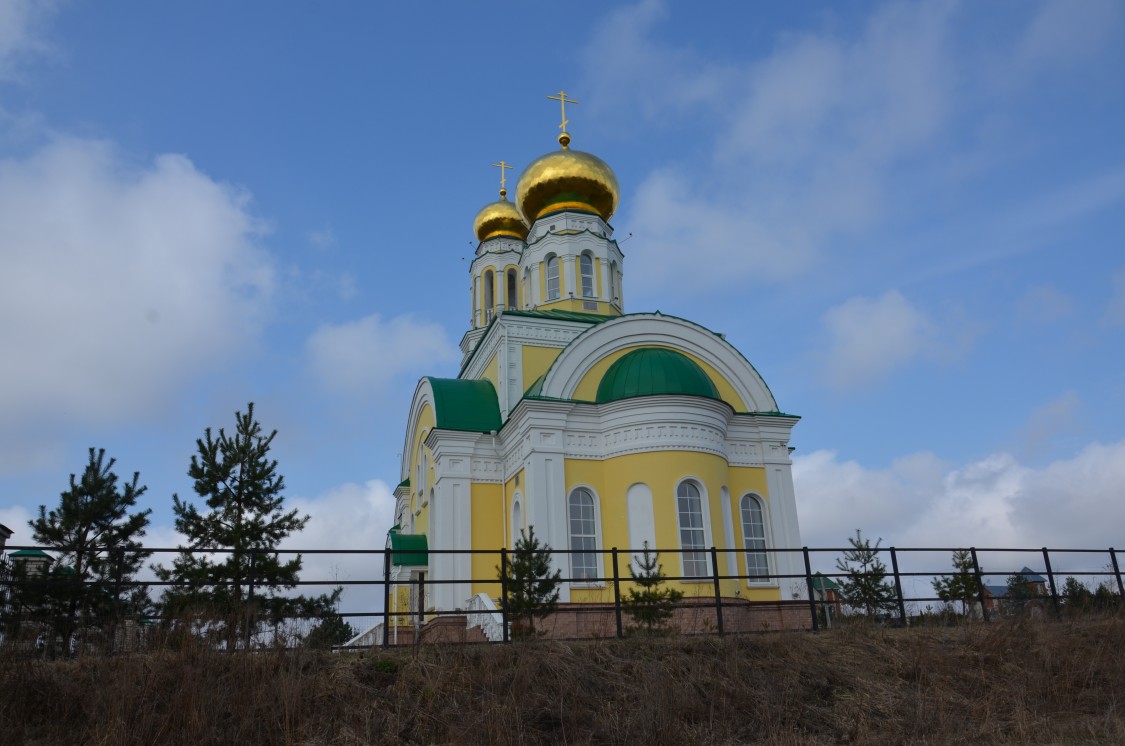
(155, 403, 332, 648)
(835, 529, 896, 618)
(498, 526, 561, 638)
(931, 549, 979, 616)
(623, 542, 683, 634)
(29, 447, 151, 652)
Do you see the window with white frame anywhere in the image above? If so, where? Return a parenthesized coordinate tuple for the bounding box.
(546, 255, 560, 300)
(740, 494, 769, 582)
(506, 269, 518, 309)
(568, 488, 598, 581)
(580, 253, 595, 297)
(676, 481, 708, 577)
(609, 260, 618, 301)
(483, 269, 495, 321)
(511, 496, 522, 547)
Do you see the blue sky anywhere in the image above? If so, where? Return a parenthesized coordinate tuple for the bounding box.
(2, 0, 1124, 593)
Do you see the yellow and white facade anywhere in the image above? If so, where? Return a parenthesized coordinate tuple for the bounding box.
(391, 121, 803, 622)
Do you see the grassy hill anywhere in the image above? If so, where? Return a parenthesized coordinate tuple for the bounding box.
(2, 616, 1123, 745)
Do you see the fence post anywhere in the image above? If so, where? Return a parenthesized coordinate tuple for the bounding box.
(111, 548, 125, 654)
(499, 547, 510, 644)
(889, 547, 907, 627)
(1109, 548, 1124, 600)
(710, 546, 724, 636)
(382, 546, 391, 649)
(245, 551, 257, 649)
(970, 547, 989, 623)
(803, 547, 820, 632)
(1042, 547, 1061, 618)
(611, 548, 623, 639)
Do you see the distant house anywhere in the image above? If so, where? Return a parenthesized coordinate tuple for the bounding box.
(811, 573, 843, 627)
(0, 523, 12, 553)
(982, 567, 1048, 615)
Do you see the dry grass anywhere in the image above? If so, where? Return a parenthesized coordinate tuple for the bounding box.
(2, 616, 1124, 745)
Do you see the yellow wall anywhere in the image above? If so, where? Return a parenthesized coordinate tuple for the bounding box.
(522, 345, 563, 391)
(534, 297, 621, 317)
(562, 452, 778, 602)
(570, 345, 747, 411)
(481, 351, 499, 392)
(470, 482, 504, 598)
(407, 404, 435, 536)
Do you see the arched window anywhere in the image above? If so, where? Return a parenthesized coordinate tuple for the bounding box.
(740, 495, 769, 582)
(676, 481, 708, 577)
(580, 253, 595, 297)
(568, 488, 598, 580)
(483, 269, 495, 322)
(511, 495, 522, 547)
(609, 260, 618, 303)
(546, 255, 560, 300)
(506, 268, 518, 309)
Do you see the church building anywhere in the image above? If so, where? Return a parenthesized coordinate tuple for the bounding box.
(388, 95, 804, 638)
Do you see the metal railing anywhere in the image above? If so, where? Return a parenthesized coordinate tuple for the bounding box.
(1, 544, 1121, 654)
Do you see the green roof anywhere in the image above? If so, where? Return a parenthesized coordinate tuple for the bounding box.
(388, 531, 429, 567)
(596, 347, 720, 404)
(396, 478, 410, 489)
(502, 308, 610, 324)
(524, 373, 547, 398)
(812, 573, 840, 591)
(9, 549, 50, 559)
(427, 377, 502, 432)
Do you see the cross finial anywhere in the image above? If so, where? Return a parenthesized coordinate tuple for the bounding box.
(547, 90, 579, 149)
(491, 160, 513, 199)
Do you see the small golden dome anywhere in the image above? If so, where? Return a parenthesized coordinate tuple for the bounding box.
(516, 139, 619, 223)
(473, 190, 529, 242)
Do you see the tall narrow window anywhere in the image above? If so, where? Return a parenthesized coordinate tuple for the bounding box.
(522, 268, 531, 308)
(568, 488, 598, 580)
(483, 269, 495, 322)
(580, 253, 595, 297)
(677, 481, 708, 577)
(511, 498, 522, 547)
(506, 269, 517, 309)
(741, 495, 769, 581)
(546, 256, 560, 300)
(609, 260, 618, 302)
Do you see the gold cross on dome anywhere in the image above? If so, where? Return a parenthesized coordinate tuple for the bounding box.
(547, 90, 579, 134)
(491, 160, 513, 194)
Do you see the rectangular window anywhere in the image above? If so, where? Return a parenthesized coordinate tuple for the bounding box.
(677, 485, 708, 577)
(547, 258, 560, 301)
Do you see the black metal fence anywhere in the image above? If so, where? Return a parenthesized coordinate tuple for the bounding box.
(1, 544, 1122, 654)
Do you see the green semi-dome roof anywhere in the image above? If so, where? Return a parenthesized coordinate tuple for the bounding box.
(595, 348, 720, 404)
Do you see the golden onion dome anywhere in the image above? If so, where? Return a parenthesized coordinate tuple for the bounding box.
(516, 133, 619, 223)
(473, 189, 529, 242)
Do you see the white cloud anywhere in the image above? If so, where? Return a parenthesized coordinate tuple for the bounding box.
(0, 504, 34, 547)
(1016, 0, 1124, 72)
(306, 225, 336, 251)
(0, 137, 274, 454)
(590, 1, 957, 295)
(1014, 284, 1074, 325)
(0, 0, 57, 82)
(1105, 270, 1125, 327)
(626, 169, 816, 291)
(794, 439, 1125, 554)
(819, 290, 949, 388)
(1018, 391, 1082, 459)
(285, 479, 397, 615)
(305, 313, 459, 398)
